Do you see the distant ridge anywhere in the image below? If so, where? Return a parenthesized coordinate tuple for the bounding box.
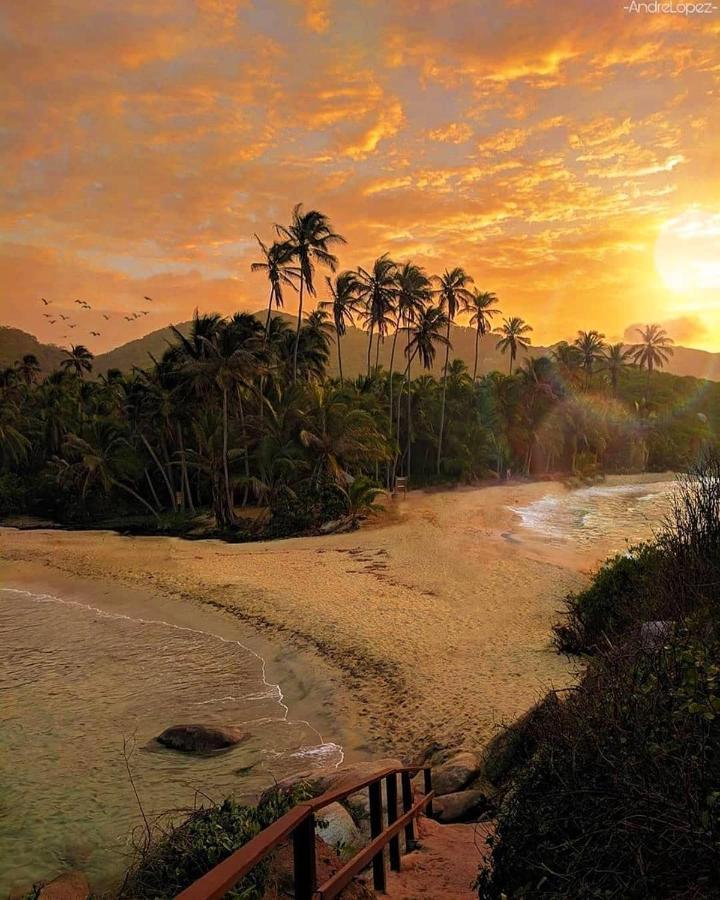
(3, 312, 720, 382)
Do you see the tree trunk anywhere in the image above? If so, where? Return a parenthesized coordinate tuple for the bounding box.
(222, 386, 235, 525)
(144, 470, 162, 512)
(375, 333, 382, 371)
(366, 324, 374, 377)
(388, 324, 399, 431)
(177, 424, 195, 514)
(292, 277, 305, 383)
(236, 385, 251, 507)
(114, 479, 160, 520)
(436, 318, 451, 474)
(264, 286, 274, 341)
(140, 434, 176, 511)
(473, 327, 480, 381)
(336, 325, 344, 385)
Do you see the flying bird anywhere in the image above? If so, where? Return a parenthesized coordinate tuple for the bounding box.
(124, 315, 133, 321)
(143, 296, 153, 302)
(60, 314, 70, 321)
(90, 331, 100, 336)
(69, 324, 77, 329)
(49, 319, 57, 324)
(43, 313, 52, 318)
(140, 310, 149, 316)
(41, 298, 50, 305)
(102, 314, 110, 320)
(74, 299, 83, 305)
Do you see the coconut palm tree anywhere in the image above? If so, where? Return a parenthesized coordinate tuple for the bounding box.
(356, 254, 397, 376)
(435, 267, 474, 473)
(603, 342, 633, 395)
(574, 330, 607, 390)
(398, 305, 450, 479)
(15, 354, 41, 386)
(250, 236, 299, 338)
(60, 344, 94, 379)
(318, 271, 360, 385)
(496, 317, 533, 375)
(467, 290, 500, 380)
(630, 324, 674, 389)
(275, 204, 345, 382)
(390, 262, 431, 429)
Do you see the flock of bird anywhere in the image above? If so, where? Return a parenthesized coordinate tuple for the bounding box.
(38, 295, 154, 342)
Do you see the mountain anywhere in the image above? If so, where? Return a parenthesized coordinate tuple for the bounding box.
(4, 314, 720, 382)
(0, 326, 66, 372)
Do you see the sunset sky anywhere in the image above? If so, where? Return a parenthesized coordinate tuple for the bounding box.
(1, 0, 719, 354)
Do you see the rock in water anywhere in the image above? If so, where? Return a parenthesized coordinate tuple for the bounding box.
(38, 872, 90, 900)
(156, 724, 245, 752)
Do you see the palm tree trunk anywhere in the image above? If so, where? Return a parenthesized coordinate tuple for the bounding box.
(292, 277, 305, 383)
(336, 325, 344, 385)
(388, 324, 399, 430)
(145, 470, 162, 511)
(140, 434, 176, 510)
(375, 333, 382, 371)
(222, 386, 235, 524)
(236, 385, 250, 507)
(366, 324, 374, 377)
(264, 286, 274, 341)
(473, 327, 480, 380)
(436, 318, 451, 474)
(177, 424, 196, 514)
(114, 479, 160, 520)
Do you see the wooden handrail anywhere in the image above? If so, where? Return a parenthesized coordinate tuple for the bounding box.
(175, 764, 432, 900)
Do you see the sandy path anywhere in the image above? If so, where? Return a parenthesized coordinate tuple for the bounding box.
(1, 478, 657, 757)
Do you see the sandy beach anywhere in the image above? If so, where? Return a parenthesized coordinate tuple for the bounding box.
(0, 476, 672, 758)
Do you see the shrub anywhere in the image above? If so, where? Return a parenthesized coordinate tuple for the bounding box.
(120, 785, 312, 899)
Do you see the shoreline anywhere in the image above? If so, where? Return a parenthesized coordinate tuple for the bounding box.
(1, 474, 674, 759)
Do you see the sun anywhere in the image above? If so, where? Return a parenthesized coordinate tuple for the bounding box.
(654, 208, 720, 294)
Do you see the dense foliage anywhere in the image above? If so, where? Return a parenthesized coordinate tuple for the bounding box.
(120, 786, 312, 899)
(1, 205, 718, 534)
(478, 455, 720, 898)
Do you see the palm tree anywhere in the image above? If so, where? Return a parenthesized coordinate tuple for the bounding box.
(61, 344, 94, 378)
(630, 324, 674, 389)
(15, 354, 41, 386)
(496, 317, 533, 374)
(356, 254, 397, 376)
(603, 342, 633, 394)
(250, 236, 299, 338)
(435, 267, 474, 473)
(275, 204, 345, 382)
(574, 330, 607, 390)
(319, 272, 360, 385)
(398, 305, 450, 479)
(552, 341, 584, 386)
(390, 262, 431, 429)
(467, 290, 500, 380)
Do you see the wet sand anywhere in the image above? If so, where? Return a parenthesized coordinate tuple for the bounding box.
(0, 475, 672, 757)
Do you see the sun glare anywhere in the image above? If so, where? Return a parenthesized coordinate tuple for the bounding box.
(655, 208, 720, 294)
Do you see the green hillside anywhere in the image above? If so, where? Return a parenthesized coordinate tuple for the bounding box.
(0, 326, 66, 372)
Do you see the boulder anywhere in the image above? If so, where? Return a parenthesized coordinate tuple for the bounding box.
(260, 758, 403, 805)
(316, 802, 364, 854)
(432, 751, 482, 796)
(155, 724, 245, 753)
(38, 872, 90, 900)
(431, 788, 493, 823)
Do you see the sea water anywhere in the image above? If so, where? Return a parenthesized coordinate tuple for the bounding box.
(0, 587, 342, 894)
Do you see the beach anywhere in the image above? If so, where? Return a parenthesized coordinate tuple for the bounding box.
(0, 474, 673, 760)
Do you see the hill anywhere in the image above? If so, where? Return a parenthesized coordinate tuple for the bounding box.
(4, 313, 720, 382)
(0, 326, 66, 372)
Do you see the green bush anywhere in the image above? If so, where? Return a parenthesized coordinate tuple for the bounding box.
(121, 785, 312, 899)
(0, 472, 26, 516)
(553, 543, 663, 654)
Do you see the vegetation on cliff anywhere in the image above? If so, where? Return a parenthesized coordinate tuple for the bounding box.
(478, 455, 720, 898)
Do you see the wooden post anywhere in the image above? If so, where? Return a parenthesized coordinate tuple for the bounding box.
(401, 771, 415, 849)
(385, 773, 401, 871)
(423, 767, 434, 818)
(369, 780, 386, 892)
(293, 813, 316, 900)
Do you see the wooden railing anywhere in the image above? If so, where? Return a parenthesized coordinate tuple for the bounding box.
(175, 764, 434, 900)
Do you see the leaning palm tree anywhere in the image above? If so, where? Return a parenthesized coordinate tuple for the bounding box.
(60, 344, 94, 379)
(250, 236, 299, 339)
(319, 271, 360, 385)
(574, 329, 607, 390)
(275, 204, 345, 382)
(467, 290, 500, 380)
(603, 342, 633, 395)
(15, 353, 41, 386)
(435, 267, 474, 473)
(630, 324, 674, 389)
(496, 317, 533, 375)
(355, 254, 398, 377)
